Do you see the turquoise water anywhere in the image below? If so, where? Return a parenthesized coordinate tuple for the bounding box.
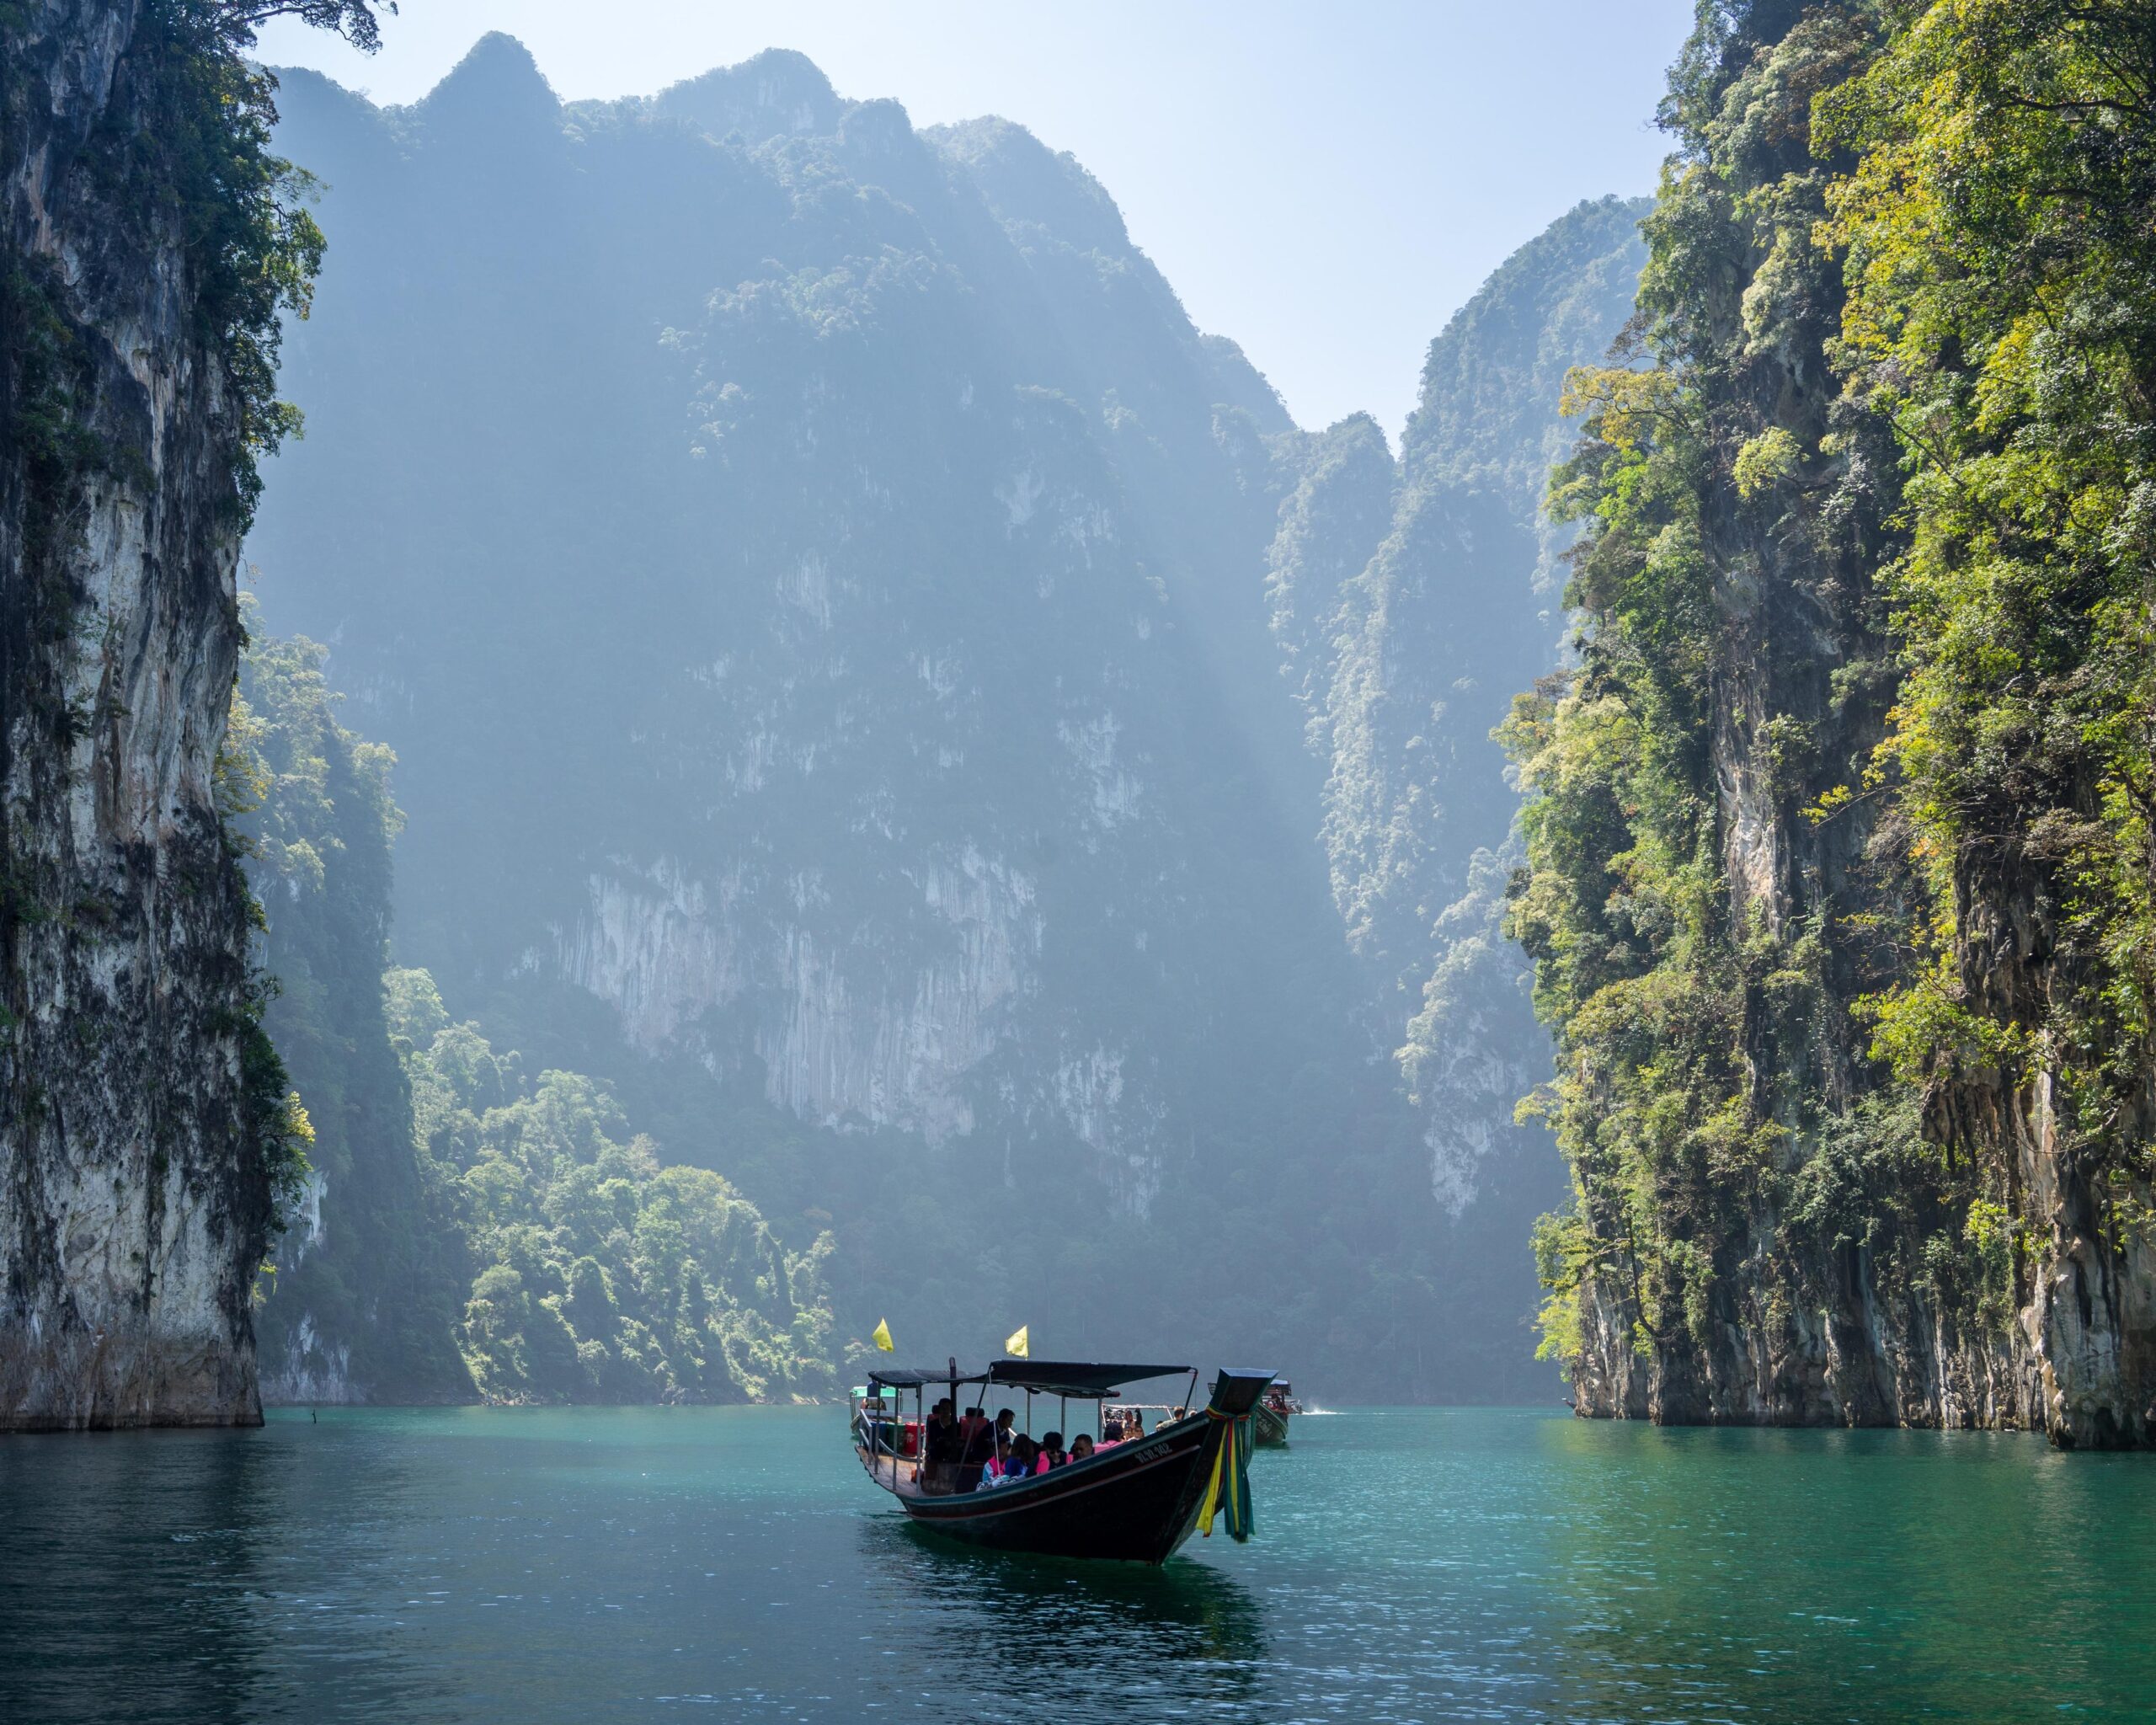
(2, 1405, 2151, 1722)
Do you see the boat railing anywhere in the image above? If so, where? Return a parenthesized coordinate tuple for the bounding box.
(1105, 1402, 1191, 1432)
(851, 1394, 921, 1460)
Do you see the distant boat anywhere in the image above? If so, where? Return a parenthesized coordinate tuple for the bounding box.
(851, 1358, 1273, 1563)
(1252, 1380, 1303, 1447)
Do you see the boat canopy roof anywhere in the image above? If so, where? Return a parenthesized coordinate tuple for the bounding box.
(989, 1359, 1192, 1397)
(863, 1365, 990, 1391)
(864, 1359, 1193, 1397)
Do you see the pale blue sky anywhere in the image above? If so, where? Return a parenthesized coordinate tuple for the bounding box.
(258, 1, 1692, 436)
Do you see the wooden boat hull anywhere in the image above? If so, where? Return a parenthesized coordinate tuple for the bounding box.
(1252, 1401, 1290, 1447)
(857, 1369, 1271, 1563)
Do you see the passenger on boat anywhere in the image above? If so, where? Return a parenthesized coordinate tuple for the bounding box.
(924, 1399, 962, 1466)
(991, 1407, 1017, 1462)
(1037, 1433, 1068, 1471)
(958, 1406, 995, 1466)
(975, 1433, 1038, 1490)
(1123, 1410, 1145, 1439)
(1070, 1434, 1095, 1461)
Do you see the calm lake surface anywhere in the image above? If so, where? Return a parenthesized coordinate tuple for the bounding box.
(3, 1404, 2151, 1722)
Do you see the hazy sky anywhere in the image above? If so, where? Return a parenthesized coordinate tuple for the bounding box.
(258, 2, 1693, 436)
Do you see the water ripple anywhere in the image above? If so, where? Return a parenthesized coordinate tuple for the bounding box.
(0, 1407, 2149, 1722)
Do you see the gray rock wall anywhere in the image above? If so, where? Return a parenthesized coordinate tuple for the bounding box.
(1, 1, 270, 1429)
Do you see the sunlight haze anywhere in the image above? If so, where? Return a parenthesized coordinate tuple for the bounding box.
(11, 3, 2156, 1715)
(257, 0, 1693, 436)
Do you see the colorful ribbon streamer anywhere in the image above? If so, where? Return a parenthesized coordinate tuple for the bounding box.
(1197, 1411, 1255, 1542)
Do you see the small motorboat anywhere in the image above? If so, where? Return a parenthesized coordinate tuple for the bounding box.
(1252, 1380, 1302, 1447)
(851, 1357, 1273, 1563)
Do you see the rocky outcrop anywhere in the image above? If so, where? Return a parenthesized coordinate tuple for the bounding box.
(238, 42, 1668, 1394)
(1264, 199, 1648, 1230)
(0, 3, 284, 1428)
(246, 40, 1289, 1208)
(557, 847, 1045, 1147)
(1515, 6, 2156, 1448)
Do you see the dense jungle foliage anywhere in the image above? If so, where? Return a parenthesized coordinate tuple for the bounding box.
(387, 970, 837, 1404)
(1822, 0, 2156, 1198)
(1515, 0, 2156, 1397)
(239, 622, 835, 1402)
(235, 613, 471, 1400)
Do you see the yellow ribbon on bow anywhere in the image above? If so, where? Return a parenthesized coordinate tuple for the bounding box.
(1196, 1410, 1253, 1541)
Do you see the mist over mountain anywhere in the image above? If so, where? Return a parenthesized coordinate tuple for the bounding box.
(1270, 198, 1647, 1220)
(242, 35, 1645, 1401)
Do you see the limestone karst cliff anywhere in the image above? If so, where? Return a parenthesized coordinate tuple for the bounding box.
(241, 37, 1661, 1396)
(1511, 1, 2155, 1447)
(0, 1, 353, 1429)
(253, 39, 1297, 1202)
(1261, 198, 1651, 1386)
(247, 37, 1357, 1377)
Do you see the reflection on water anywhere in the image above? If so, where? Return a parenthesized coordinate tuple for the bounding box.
(0, 1422, 475, 1724)
(872, 1516, 1266, 1699)
(2, 1406, 2152, 1722)
(3, 1429, 276, 1723)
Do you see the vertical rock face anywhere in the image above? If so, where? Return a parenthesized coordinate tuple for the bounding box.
(246, 40, 1321, 1211)
(1509, 5, 2154, 1448)
(1261, 200, 1649, 1387)
(242, 40, 1664, 1392)
(0, 3, 272, 1429)
(1514, 10, 2022, 1436)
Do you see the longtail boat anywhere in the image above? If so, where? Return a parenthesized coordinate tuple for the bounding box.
(1253, 1379, 1302, 1448)
(850, 1358, 1273, 1563)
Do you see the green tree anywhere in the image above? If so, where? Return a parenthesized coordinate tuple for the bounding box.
(1820, 0, 2156, 1227)
(1511, 0, 2156, 1443)
(387, 974, 837, 1404)
(239, 611, 473, 1401)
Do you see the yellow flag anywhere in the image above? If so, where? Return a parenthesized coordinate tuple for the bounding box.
(1005, 1324, 1029, 1359)
(873, 1317, 894, 1353)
